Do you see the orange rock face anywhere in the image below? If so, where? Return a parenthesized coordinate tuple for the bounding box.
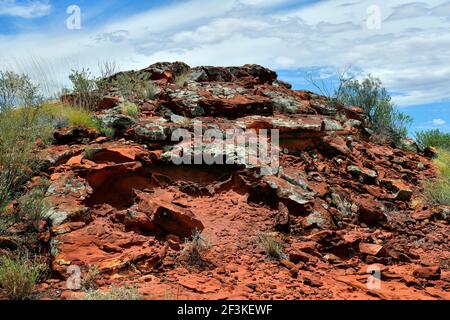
(19, 62, 449, 300)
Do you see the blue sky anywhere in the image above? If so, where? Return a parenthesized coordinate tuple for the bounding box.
(1, 0, 450, 135)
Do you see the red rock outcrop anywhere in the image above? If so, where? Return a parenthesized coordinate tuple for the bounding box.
(16, 62, 449, 300)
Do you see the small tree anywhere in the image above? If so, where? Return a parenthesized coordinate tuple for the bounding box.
(307, 70, 412, 145)
(68, 68, 100, 111)
(337, 74, 412, 145)
(69, 68, 97, 94)
(0, 71, 41, 112)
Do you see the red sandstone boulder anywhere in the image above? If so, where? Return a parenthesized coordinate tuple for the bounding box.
(124, 209, 162, 234)
(142, 61, 191, 81)
(354, 197, 387, 226)
(347, 165, 378, 184)
(54, 126, 99, 145)
(411, 209, 434, 221)
(135, 193, 204, 238)
(413, 266, 441, 280)
(358, 243, 386, 257)
(190, 64, 277, 84)
(320, 136, 351, 157)
(380, 179, 413, 201)
(152, 201, 204, 238)
(262, 175, 315, 215)
(98, 96, 121, 110)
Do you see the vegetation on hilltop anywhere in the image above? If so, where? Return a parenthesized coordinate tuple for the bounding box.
(416, 129, 450, 151)
(308, 72, 413, 146)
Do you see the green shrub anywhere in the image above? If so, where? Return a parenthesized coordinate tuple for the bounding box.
(336, 75, 412, 145)
(40, 102, 99, 129)
(83, 147, 102, 161)
(17, 187, 49, 231)
(65, 108, 98, 128)
(257, 233, 287, 260)
(84, 286, 143, 300)
(0, 255, 47, 300)
(416, 129, 450, 151)
(111, 72, 157, 100)
(141, 83, 158, 100)
(0, 71, 52, 208)
(0, 106, 53, 209)
(68, 68, 101, 111)
(120, 102, 140, 117)
(174, 72, 190, 87)
(69, 68, 97, 94)
(0, 185, 49, 247)
(110, 73, 136, 98)
(425, 149, 450, 205)
(0, 69, 54, 256)
(97, 61, 118, 93)
(81, 265, 100, 291)
(425, 180, 450, 206)
(101, 126, 115, 139)
(0, 71, 42, 112)
(68, 67, 158, 105)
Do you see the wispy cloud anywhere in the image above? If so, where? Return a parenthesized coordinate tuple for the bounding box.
(386, 1, 450, 21)
(433, 118, 447, 126)
(0, 0, 51, 19)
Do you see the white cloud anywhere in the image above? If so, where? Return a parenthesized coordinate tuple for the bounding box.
(238, 0, 296, 7)
(415, 117, 450, 131)
(1, 0, 450, 108)
(386, 2, 430, 21)
(433, 118, 446, 125)
(95, 30, 130, 43)
(0, 0, 51, 18)
(387, 1, 450, 21)
(171, 18, 269, 45)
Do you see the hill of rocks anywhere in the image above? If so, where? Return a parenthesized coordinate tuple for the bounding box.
(18, 62, 449, 299)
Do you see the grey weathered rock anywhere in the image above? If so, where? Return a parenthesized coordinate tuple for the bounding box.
(133, 119, 169, 141)
(347, 165, 378, 183)
(322, 119, 344, 131)
(435, 206, 450, 221)
(43, 206, 90, 227)
(398, 138, 419, 153)
(96, 112, 136, 131)
(305, 209, 336, 230)
(263, 175, 315, 214)
(310, 100, 337, 116)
